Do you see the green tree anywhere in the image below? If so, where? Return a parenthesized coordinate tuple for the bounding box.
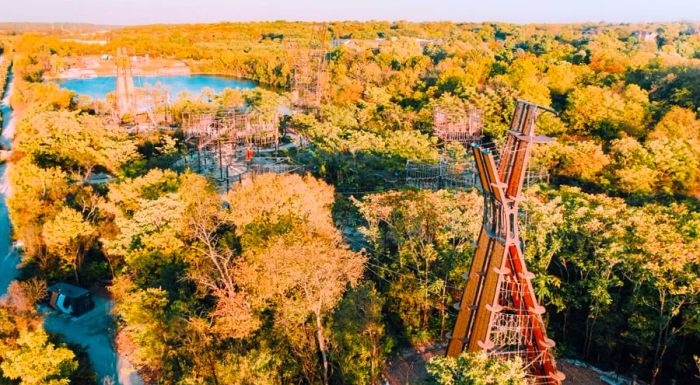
(606, 137, 657, 194)
(427, 352, 527, 385)
(111, 276, 175, 376)
(332, 283, 392, 385)
(355, 189, 481, 341)
(624, 204, 700, 384)
(0, 329, 78, 385)
(42, 206, 95, 282)
(15, 110, 138, 181)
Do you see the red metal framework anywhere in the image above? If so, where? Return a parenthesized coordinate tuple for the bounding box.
(446, 100, 565, 385)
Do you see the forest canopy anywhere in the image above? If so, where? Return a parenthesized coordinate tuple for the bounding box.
(0, 20, 699, 385)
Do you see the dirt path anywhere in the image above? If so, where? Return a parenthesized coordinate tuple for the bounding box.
(559, 360, 603, 385)
(384, 343, 446, 385)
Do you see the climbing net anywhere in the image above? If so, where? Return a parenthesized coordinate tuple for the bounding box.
(405, 156, 478, 190)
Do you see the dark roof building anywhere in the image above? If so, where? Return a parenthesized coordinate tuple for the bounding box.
(47, 282, 95, 317)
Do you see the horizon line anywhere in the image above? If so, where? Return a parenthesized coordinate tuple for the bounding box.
(1, 19, 699, 28)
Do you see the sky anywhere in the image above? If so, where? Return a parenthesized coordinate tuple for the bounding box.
(2, 0, 699, 25)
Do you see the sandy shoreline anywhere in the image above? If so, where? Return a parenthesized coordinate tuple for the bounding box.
(49, 55, 191, 80)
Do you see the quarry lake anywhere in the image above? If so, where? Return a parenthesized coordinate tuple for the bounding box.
(56, 74, 258, 99)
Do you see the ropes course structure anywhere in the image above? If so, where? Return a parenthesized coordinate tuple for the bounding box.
(404, 148, 549, 191)
(180, 108, 301, 192)
(405, 157, 478, 190)
(115, 47, 136, 119)
(446, 100, 565, 385)
(433, 105, 483, 146)
(289, 27, 327, 114)
(182, 109, 281, 149)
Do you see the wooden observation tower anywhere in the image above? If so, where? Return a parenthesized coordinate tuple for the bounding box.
(447, 100, 565, 385)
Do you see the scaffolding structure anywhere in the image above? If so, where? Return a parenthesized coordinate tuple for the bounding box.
(183, 150, 303, 193)
(114, 47, 172, 129)
(446, 100, 565, 385)
(289, 29, 327, 112)
(433, 106, 483, 145)
(405, 158, 478, 190)
(182, 109, 280, 149)
(249, 157, 304, 176)
(115, 47, 136, 118)
(180, 108, 297, 192)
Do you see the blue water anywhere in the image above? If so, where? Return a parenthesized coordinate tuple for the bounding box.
(1, 59, 20, 299)
(56, 75, 257, 99)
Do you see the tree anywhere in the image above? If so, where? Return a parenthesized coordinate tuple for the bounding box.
(332, 283, 392, 385)
(427, 352, 527, 385)
(549, 140, 609, 184)
(181, 174, 259, 340)
(606, 137, 658, 194)
(42, 206, 95, 282)
(647, 137, 700, 194)
(2, 279, 47, 315)
(521, 191, 566, 310)
(229, 174, 365, 385)
(104, 171, 205, 383)
(239, 231, 364, 385)
(102, 169, 186, 267)
(537, 186, 629, 356)
(648, 106, 700, 142)
(15, 110, 138, 181)
(497, 55, 551, 106)
(7, 158, 70, 263)
(110, 276, 174, 377)
(624, 204, 700, 384)
(564, 85, 649, 138)
(546, 61, 591, 95)
(213, 348, 286, 385)
(355, 189, 481, 340)
(0, 328, 78, 385)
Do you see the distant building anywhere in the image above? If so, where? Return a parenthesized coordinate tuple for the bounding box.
(633, 30, 659, 42)
(330, 39, 360, 49)
(582, 26, 599, 38)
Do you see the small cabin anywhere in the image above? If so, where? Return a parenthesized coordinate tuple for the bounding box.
(47, 283, 95, 317)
